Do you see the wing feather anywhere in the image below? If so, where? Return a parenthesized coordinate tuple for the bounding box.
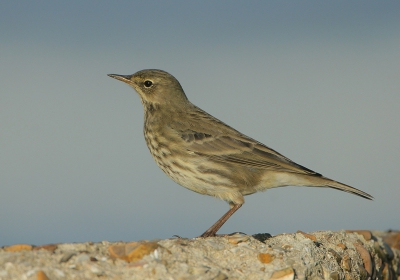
(170, 107, 321, 176)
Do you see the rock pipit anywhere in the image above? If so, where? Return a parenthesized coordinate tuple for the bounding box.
(108, 69, 372, 237)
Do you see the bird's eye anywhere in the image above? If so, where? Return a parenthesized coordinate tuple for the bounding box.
(144, 80, 153, 88)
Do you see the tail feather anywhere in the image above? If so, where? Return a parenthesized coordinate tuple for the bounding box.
(321, 177, 373, 200)
(257, 172, 373, 200)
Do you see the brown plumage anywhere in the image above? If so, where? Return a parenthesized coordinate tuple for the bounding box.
(108, 69, 373, 237)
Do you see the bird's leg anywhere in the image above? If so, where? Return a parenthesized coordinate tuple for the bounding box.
(199, 203, 242, 238)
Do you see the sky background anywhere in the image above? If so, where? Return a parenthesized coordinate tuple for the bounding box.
(1, 1, 399, 247)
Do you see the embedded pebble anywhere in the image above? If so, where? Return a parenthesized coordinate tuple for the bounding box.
(328, 248, 342, 264)
(75, 253, 90, 263)
(108, 241, 159, 263)
(36, 270, 50, 280)
(3, 244, 32, 252)
(33, 244, 58, 252)
(383, 242, 394, 261)
(270, 267, 294, 280)
(258, 252, 275, 264)
(59, 251, 76, 263)
(353, 242, 373, 276)
(297, 230, 317, 241)
(87, 263, 103, 275)
(341, 254, 352, 271)
(53, 269, 65, 277)
(226, 232, 250, 244)
(381, 230, 400, 250)
(346, 230, 373, 241)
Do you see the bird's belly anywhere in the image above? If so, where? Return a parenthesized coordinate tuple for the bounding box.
(144, 130, 253, 204)
(149, 146, 246, 203)
(155, 154, 234, 191)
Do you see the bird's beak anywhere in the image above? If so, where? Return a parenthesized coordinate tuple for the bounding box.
(107, 74, 132, 84)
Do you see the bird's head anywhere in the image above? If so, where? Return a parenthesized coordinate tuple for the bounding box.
(108, 69, 189, 108)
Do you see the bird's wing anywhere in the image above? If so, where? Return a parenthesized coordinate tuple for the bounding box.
(170, 109, 321, 176)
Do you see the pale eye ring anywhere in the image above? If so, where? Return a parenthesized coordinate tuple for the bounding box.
(144, 80, 153, 87)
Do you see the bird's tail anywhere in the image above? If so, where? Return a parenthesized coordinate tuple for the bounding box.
(258, 172, 373, 200)
(307, 175, 373, 200)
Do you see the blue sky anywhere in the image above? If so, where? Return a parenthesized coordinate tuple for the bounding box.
(1, 1, 399, 246)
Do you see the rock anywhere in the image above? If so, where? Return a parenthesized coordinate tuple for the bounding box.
(341, 254, 352, 271)
(59, 251, 76, 263)
(75, 253, 90, 263)
(226, 232, 250, 244)
(252, 232, 272, 242)
(296, 230, 317, 241)
(270, 267, 294, 280)
(108, 241, 159, 263)
(382, 230, 400, 250)
(353, 242, 373, 276)
(36, 270, 50, 280)
(33, 244, 58, 252)
(346, 230, 373, 241)
(258, 253, 275, 264)
(3, 244, 32, 252)
(0, 230, 398, 279)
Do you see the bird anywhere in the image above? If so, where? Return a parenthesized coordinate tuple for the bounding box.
(107, 69, 373, 238)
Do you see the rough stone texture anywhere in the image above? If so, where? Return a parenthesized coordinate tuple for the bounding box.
(0, 230, 399, 280)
